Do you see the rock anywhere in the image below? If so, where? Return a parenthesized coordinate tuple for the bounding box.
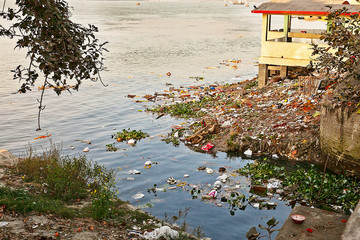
(0, 149, 18, 166)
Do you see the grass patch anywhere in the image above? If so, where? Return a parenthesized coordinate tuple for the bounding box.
(15, 148, 115, 203)
(0, 187, 77, 218)
(11, 146, 118, 220)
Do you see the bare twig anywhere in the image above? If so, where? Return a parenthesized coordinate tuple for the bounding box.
(36, 77, 48, 131)
(2, 0, 6, 13)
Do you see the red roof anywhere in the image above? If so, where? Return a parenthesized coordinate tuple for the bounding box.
(252, 1, 360, 15)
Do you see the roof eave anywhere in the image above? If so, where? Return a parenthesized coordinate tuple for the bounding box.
(251, 9, 359, 15)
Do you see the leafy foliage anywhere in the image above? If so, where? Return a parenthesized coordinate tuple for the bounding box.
(310, 7, 360, 103)
(311, 8, 359, 80)
(0, 0, 108, 129)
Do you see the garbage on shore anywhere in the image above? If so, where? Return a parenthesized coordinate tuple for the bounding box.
(145, 71, 326, 162)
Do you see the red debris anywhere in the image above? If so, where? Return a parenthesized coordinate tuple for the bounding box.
(201, 143, 214, 151)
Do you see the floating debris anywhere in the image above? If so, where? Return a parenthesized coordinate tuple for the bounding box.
(132, 193, 145, 199)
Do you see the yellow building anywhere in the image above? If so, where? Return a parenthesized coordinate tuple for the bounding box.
(252, 0, 360, 87)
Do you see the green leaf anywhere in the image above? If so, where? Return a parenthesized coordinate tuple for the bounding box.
(267, 217, 276, 226)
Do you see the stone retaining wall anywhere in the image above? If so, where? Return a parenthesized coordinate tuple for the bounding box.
(320, 98, 360, 177)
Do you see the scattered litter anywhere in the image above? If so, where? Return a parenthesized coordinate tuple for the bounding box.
(75, 140, 91, 144)
(83, 147, 89, 152)
(219, 167, 226, 172)
(201, 143, 214, 151)
(183, 174, 189, 178)
(216, 174, 228, 182)
(208, 189, 218, 198)
(166, 177, 177, 185)
(197, 166, 206, 171)
(132, 193, 145, 199)
(201, 195, 213, 200)
(272, 154, 279, 159)
(70, 146, 75, 150)
(34, 134, 51, 140)
(128, 139, 136, 145)
(0, 222, 9, 227)
(177, 182, 186, 187)
(244, 149, 252, 157)
(251, 185, 267, 194)
(206, 168, 214, 174)
(145, 161, 152, 166)
(143, 226, 179, 240)
(214, 180, 222, 189)
(127, 177, 135, 181)
(129, 169, 141, 175)
(267, 178, 282, 189)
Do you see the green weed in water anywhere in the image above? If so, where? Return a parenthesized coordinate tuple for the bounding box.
(112, 128, 149, 141)
(148, 96, 214, 119)
(237, 159, 360, 214)
(106, 143, 118, 152)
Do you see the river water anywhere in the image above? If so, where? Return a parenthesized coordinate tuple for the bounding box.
(0, 1, 292, 239)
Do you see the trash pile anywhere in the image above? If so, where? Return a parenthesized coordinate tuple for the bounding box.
(143, 71, 327, 162)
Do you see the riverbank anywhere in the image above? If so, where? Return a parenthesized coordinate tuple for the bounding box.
(147, 68, 324, 165)
(0, 149, 199, 240)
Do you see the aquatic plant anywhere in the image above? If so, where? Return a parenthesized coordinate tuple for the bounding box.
(246, 217, 280, 240)
(148, 96, 214, 119)
(237, 159, 360, 214)
(112, 128, 149, 141)
(162, 128, 187, 146)
(106, 143, 118, 152)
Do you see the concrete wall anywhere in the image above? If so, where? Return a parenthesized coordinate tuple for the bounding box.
(320, 97, 360, 177)
(342, 200, 360, 240)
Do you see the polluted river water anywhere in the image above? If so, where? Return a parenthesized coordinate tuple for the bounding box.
(0, 1, 292, 239)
